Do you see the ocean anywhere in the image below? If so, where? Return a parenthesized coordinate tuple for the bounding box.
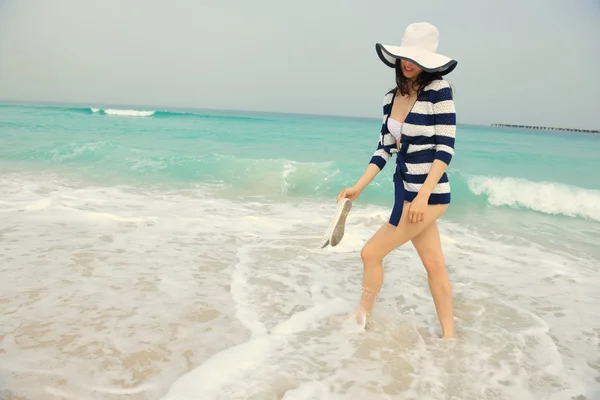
(1, 103, 599, 400)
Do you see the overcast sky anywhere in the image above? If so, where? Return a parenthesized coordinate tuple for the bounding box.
(0, 0, 599, 129)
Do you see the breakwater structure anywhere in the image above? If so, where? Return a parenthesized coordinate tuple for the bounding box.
(491, 123, 599, 134)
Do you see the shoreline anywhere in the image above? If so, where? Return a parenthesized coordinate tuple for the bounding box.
(491, 123, 599, 134)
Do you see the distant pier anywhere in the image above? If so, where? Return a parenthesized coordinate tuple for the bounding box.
(491, 123, 599, 134)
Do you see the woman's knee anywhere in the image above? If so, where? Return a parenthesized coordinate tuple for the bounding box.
(360, 242, 382, 265)
(421, 253, 447, 278)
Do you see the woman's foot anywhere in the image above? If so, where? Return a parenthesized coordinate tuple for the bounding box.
(442, 330, 456, 339)
(347, 307, 368, 329)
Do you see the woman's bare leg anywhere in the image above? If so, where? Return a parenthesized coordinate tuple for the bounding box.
(411, 221, 455, 338)
(352, 202, 448, 325)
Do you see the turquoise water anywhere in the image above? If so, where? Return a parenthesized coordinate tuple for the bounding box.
(3, 104, 600, 210)
(2, 103, 599, 255)
(1, 103, 600, 399)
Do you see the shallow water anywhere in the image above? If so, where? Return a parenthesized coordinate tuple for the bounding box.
(1, 172, 598, 400)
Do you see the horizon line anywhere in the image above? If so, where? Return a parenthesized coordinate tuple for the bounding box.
(2, 98, 593, 132)
(0, 97, 488, 127)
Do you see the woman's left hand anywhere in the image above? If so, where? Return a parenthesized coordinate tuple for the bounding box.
(408, 193, 428, 223)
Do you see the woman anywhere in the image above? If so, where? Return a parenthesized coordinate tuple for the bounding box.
(337, 22, 458, 338)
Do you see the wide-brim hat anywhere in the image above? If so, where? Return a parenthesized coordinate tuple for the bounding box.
(376, 22, 457, 75)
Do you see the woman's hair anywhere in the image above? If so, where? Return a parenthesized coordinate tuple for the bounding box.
(394, 59, 444, 96)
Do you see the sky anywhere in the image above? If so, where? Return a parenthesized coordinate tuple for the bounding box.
(0, 0, 599, 129)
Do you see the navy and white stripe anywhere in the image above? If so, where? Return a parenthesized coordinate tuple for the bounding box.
(369, 79, 456, 204)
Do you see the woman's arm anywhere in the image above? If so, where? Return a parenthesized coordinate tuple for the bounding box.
(352, 163, 381, 193)
(338, 137, 392, 201)
(408, 82, 456, 222)
(339, 92, 397, 202)
(351, 123, 397, 194)
(419, 159, 449, 197)
(418, 82, 456, 197)
(337, 153, 387, 202)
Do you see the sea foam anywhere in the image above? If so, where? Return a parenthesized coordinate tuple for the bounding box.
(1, 172, 598, 400)
(91, 108, 155, 117)
(467, 174, 600, 222)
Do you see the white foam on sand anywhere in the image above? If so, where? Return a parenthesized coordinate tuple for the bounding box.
(1, 171, 599, 400)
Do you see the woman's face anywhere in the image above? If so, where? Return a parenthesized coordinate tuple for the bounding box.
(400, 59, 422, 80)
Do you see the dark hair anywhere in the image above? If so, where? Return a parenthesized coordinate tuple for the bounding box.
(394, 59, 444, 97)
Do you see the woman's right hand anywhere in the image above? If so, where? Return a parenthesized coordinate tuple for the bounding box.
(337, 185, 361, 202)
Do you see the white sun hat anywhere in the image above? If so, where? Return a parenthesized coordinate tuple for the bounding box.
(375, 22, 457, 75)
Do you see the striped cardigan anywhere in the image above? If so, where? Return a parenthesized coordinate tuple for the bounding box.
(369, 78, 456, 204)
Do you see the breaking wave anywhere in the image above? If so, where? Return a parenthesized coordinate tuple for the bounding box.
(90, 108, 155, 117)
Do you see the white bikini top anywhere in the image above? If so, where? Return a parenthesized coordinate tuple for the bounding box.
(387, 118, 403, 140)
